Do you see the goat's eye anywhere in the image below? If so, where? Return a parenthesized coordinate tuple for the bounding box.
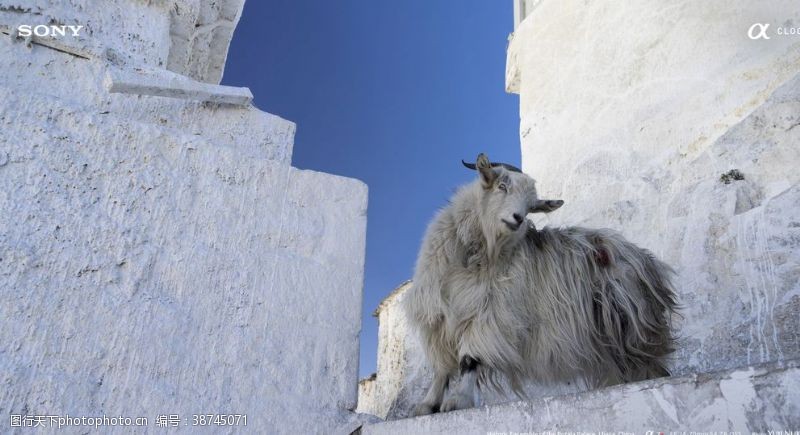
(498, 183, 508, 192)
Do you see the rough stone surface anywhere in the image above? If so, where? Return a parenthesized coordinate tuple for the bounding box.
(1, 2, 369, 433)
(357, 282, 432, 420)
(507, 0, 800, 378)
(0, 0, 243, 84)
(0, 39, 295, 164)
(363, 359, 800, 434)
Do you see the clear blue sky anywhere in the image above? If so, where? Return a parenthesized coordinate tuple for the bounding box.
(222, 0, 520, 377)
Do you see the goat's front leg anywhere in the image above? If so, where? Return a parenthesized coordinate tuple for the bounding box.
(412, 370, 449, 416)
(441, 355, 479, 412)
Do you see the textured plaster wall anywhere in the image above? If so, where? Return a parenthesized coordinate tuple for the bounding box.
(0, 2, 369, 433)
(507, 0, 800, 377)
(0, 0, 243, 83)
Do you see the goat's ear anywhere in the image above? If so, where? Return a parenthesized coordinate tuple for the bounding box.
(529, 199, 564, 213)
(476, 153, 497, 188)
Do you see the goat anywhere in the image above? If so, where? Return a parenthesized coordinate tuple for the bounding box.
(403, 153, 677, 415)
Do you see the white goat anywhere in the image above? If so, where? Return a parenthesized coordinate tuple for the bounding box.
(404, 153, 677, 415)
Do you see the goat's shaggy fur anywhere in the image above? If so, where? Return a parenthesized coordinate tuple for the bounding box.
(404, 154, 677, 415)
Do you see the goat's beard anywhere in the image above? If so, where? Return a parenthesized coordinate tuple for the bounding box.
(482, 220, 524, 260)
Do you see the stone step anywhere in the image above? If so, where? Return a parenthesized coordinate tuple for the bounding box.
(104, 65, 253, 106)
(361, 359, 800, 434)
(0, 83, 366, 284)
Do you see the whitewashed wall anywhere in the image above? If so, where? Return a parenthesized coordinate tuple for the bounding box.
(507, 0, 800, 376)
(356, 282, 431, 420)
(0, 1, 370, 433)
(0, 0, 245, 83)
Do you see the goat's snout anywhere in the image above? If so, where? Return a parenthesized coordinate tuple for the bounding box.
(502, 213, 525, 231)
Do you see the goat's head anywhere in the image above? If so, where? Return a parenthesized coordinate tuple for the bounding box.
(462, 153, 563, 243)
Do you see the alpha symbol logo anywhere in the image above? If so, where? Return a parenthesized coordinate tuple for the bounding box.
(748, 23, 770, 40)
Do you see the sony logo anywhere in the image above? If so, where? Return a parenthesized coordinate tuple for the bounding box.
(17, 25, 84, 38)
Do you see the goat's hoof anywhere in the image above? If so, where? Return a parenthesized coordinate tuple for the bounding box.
(412, 402, 439, 417)
(440, 393, 474, 412)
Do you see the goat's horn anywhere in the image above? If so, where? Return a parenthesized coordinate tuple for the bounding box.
(495, 163, 522, 173)
(461, 160, 522, 173)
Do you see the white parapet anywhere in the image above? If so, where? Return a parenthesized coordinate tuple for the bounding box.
(363, 359, 800, 434)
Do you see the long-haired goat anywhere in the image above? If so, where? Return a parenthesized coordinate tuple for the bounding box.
(404, 153, 677, 415)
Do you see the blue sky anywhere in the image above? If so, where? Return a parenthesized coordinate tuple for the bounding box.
(222, 0, 520, 377)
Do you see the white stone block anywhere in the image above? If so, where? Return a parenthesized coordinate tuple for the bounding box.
(105, 66, 253, 105)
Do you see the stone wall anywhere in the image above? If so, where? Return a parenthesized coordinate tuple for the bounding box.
(507, 0, 800, 377)
(0, 0, 244, 83)
(356, 282, 431, 420)
(0, 1, 370, 433)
